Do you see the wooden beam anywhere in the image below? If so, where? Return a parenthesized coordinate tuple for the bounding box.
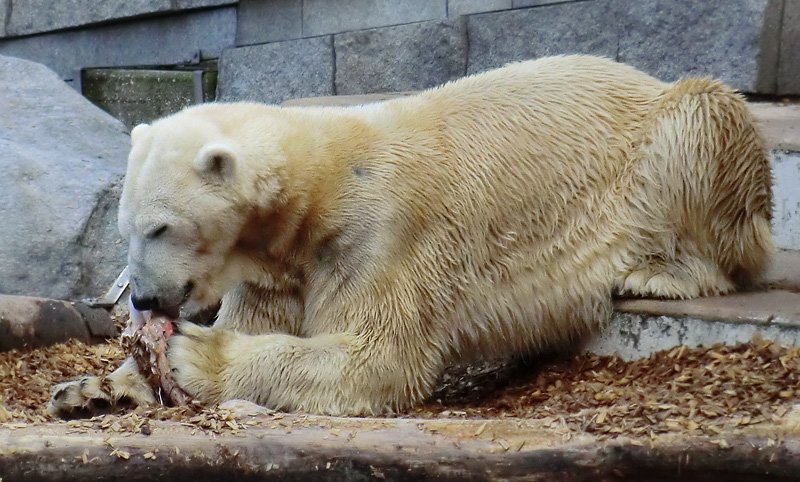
(1, 415, 797, 481)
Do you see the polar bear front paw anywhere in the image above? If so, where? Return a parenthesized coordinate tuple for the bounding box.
(168, 323, 233, 404)
(47, 376, 112, 417)
(47, 358, 156, 418)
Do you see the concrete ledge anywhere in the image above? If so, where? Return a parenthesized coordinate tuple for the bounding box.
(590, 307, 800, 362)
(615, 290, 800, 326)
(596, 250, 800, 360)
(748, 103, 800, 152)
(282, 92, 415, 107)
(772, 153, 800, 249)
(764, 250, 800, 290)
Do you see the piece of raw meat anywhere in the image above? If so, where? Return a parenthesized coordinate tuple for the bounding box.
(121, 300, 190, 406)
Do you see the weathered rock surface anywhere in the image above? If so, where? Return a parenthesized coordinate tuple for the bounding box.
(2, 0, 237, 38)
(467, 0, 619, 75)
(334, 19, 467, 95)
(467, 0, 783, 94)
(235, 0, 302, 46)
(0, 2, 7, 38)
(217, 36, 334, 104)
(0, 294, 115, 351)
(779, 0, 800, 95)
(5, 0, 171, 37)
(0, 7, 236, 85)
(302, 0, 446, 37)
(0, 55, 129, 300)
(616, 0, 782, 94)
(448, 0, 510, 17)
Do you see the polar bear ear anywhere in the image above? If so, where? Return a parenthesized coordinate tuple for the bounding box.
(194, 143, 237, 181)
(130, 123, 150, 146)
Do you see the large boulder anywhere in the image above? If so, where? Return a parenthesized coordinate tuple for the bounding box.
(0, 55, 129, 300)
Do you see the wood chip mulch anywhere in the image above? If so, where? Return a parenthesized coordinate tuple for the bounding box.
(412, 335, 800, 440)
(2, 333, 799, 441)
(0, 339, 125, 424)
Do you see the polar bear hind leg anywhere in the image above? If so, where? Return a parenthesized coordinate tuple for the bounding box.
(617, 78, 773, 299)
(617, 249, 735, 299)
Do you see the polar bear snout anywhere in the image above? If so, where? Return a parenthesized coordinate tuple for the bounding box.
(126, 230, 203, 316)
(129, 267, 194, 317)
(130, 293, 159, 312)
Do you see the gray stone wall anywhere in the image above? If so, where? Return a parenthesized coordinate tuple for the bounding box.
(334, 18, 468, 96)
(466, 0, 620, 75)
(0, 0, 796, 101)
(1, 1, 236, 37)
(218, 36, 335, 104)
(779, 0, 800, 95)
(220, 0, 796, 104)
(0, 6, 236, 90)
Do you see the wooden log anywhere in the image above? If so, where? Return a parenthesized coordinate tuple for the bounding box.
(0, 294, 115, 351)
(1, 415, 798, 481)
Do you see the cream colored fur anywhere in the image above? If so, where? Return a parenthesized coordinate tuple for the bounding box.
(49, 55, 772, 416)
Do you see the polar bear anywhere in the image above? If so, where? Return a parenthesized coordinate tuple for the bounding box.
(49, 55, 772, 416)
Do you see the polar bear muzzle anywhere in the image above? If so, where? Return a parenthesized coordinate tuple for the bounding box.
(129, 276, 193, 318)
(128, 235, 196, 316)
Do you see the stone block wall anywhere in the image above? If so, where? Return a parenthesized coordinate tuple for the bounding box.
(221, 0, 797, 103)
(0, 0, 796, 101)
(780, 0, 800, 95)
(0, 2, 237, 90)
(4, 0, 233, 37)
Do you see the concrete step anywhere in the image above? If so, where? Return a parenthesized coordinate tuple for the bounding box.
(748, 102, 800, 152)
(591, 250, 800, 360)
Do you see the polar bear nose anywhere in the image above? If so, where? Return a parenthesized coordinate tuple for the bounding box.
(131, 295, 160, 311)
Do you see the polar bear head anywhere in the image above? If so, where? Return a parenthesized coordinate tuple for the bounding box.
(118, 108, 283, 316)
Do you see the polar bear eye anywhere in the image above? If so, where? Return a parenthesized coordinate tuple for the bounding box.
(147, 225, 168, 239)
